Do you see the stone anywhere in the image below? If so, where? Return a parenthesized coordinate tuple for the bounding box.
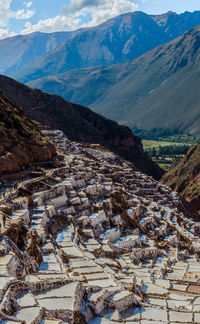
(0, 130, 199, 324)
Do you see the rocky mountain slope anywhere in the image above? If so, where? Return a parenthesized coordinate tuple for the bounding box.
(0, 29, 85, 75)
(11, 10, 200, 84)
(28, 24, 200, 136)
(0, 129, 199, 323)
(152, 10, 200, 39)
(162, 143, 200, 212)
(0, 91, 56, 176)
(0, 75, 163, 180)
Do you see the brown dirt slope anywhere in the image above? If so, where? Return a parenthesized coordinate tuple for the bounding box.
(0, 90, 56, 176)
(0, 75, 164, 180)
(162, 143, 200, 211)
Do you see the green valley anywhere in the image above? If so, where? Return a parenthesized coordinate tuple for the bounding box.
(27, 25, 200, 137)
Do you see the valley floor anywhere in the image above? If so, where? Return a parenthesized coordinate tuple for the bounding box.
(0, 130, 200, 323)
(142, 139, 194, 170)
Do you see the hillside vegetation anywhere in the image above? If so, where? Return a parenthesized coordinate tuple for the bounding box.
(144, 141, 192, 170)
(27, 25, 200, 136)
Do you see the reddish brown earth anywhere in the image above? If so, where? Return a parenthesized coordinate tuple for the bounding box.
(0, 91, 56, 176)
(162, 143, 200, 211)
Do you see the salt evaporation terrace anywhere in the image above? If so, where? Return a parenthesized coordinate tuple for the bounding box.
(0, 130, 200, 323)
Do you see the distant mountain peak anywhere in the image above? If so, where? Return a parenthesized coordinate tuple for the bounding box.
(152, 10, 177, 17)
(9, 9, 200, 84)
(151, 11, 177, 25)
(26, 23, 200, 138)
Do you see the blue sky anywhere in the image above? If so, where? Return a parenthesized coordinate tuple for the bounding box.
(0, 0, 199, 39)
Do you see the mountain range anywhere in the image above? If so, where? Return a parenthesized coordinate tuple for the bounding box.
(1, 9, 200, 180)
(27, 24, 200, 136)
(0, 29, 86, 75)
(10, 10, 200, 83)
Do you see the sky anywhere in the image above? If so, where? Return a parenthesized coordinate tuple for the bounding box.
(0, 0, 200, 39)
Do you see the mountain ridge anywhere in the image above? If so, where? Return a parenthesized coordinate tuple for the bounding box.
(27, 24, 200, 135)
(0, 31, 83, 75)
(0, 74, 164, 180)
(10, 10, 200, 84)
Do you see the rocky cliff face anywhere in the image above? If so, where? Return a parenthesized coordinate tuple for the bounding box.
(0, 91, 56, 176)
(0, 75, 164, 180)
(162, 143, 200, 212)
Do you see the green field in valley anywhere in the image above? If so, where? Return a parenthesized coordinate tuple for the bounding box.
(142, 139, 193, 170)
(142, 139, 181, 149)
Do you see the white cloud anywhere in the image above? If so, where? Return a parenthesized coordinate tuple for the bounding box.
(0, 0, 35, 39)
(61, 0, 108, 15)
(25, 1, 33, 8)
(22, 15, 81, 34)
(10, 9, 35, 20)
(81, 0, 139, 27)
(0, 27, 15, 39)
(22, 0, 138, 34)
(0, 0, 15, 39)
(0, 0, 12, 27)
(0, 0, 35, 24)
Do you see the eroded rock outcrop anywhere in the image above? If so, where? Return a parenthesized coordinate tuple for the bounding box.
(0, 91, 56, 176)
(162, 142, 200, 212)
